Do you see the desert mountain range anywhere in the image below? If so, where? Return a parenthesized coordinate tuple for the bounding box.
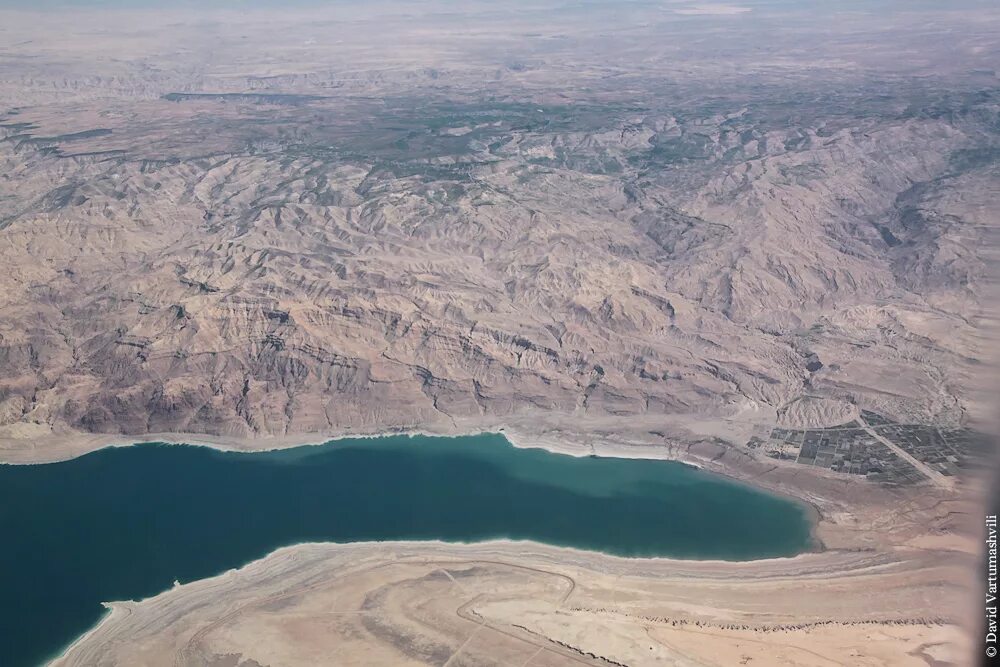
(0, 2, 996, 452)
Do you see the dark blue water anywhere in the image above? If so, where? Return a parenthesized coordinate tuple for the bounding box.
(0, 433, 814, 666)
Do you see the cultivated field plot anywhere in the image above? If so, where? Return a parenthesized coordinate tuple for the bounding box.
(873, 424, 992, 477)
(755, 421, 927, 485)
(755, 410, 992, 485)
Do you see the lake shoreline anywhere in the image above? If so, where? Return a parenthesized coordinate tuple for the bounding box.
(19, 425, 971, 667)
(44, 537, 858, 666)
(49, 537, 821, 662)
(3, 416, 856, 562)
(0, 421, 725, 466)
(5, 430, 819, 667)
(49, 537, 974, 667)
(0, 424, 830, 552)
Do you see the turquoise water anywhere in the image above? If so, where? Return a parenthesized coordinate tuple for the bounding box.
(0, 433, 814, 666)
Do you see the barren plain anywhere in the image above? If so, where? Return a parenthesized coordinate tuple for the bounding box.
(52, 536, 977, 667)
(1, 1, 998, 665)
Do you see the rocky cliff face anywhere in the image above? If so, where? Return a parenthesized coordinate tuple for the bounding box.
(0, 3, 996, 447)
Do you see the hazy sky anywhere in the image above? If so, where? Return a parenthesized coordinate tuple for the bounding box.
(0, 0, 996, 11)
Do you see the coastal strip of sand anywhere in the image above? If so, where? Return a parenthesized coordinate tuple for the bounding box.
(50, 537, 976, 667)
